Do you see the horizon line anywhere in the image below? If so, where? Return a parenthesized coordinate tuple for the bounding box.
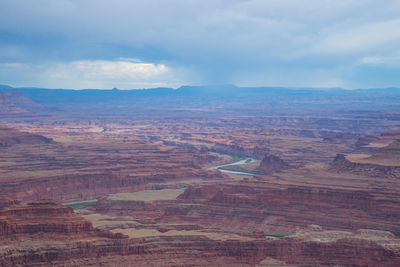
(1, 83, 399, 91)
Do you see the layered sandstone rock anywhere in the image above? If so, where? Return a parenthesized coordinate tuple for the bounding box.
(331, 154, 400, 179)
(164, 183, 400, 235)
(0, 168, 224, 203)
(0, 123, 53, 147)
(256, 154, 291, 174)
(0, 125, 224, 203)
(86, 187, 400, 266)
(0, 199, 93, 235)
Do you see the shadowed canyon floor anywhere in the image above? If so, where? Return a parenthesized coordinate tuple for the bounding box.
(1, 86, 400, 266)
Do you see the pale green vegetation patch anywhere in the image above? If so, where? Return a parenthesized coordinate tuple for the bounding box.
(264, 232, 288, 238)
(64, 199, 98, 210)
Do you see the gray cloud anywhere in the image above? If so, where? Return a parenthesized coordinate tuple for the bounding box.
(1, 0, 400, 88)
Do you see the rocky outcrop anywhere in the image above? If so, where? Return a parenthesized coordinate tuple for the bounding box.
(256, 154, 291, 174)
(369, 139, 400, 164)
(0, 123, 53, 147)
(331, 154, 400, 179)
(178, 185, 221, 200)
(0, 199, 93, 235)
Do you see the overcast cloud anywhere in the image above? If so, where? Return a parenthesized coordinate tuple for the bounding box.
(0, 0, 400, 89)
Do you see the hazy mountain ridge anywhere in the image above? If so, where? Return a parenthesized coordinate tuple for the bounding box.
(1, 84, 399, 115)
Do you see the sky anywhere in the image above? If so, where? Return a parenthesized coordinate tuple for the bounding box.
(1, 0, 400, 89)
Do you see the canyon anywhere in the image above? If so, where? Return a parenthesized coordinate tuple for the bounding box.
(1, 85, 400, 266)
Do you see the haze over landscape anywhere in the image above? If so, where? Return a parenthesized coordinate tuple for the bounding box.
(1, 1, 400, 266)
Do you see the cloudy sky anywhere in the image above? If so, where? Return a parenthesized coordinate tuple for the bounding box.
(1, 0, 400, 89)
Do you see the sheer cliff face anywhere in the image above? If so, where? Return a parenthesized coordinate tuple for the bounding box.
(0, 200, 93, 235)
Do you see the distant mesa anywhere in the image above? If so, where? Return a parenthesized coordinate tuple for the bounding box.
(256, 154, 291, 174)
(330, 130, 400, 178)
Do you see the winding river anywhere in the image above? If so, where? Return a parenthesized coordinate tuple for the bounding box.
(210, 157, 259, 176)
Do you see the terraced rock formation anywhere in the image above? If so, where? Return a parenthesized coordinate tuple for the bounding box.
(0, 123, 53, 147)
(0, 199, 93, 235)
(331, 153, 400, 179)
(256, 154, 291, 174)
(0, 124, 223, 203)
(2, 199, 399, 266)
(1, 87, 400, 265)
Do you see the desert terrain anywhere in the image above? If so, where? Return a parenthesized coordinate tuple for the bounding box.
(1, 85, 400, 266)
